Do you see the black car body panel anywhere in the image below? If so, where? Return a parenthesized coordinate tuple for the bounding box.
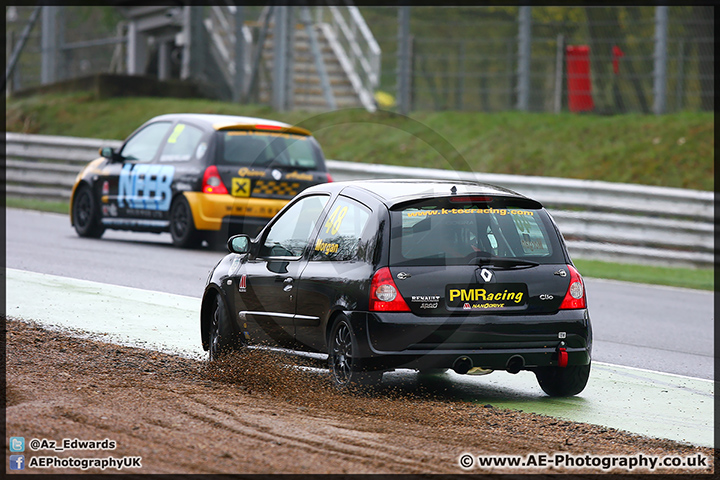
(201, 179, 593, 395)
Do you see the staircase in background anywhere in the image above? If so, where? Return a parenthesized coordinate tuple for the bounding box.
(205, 5, 380, 111)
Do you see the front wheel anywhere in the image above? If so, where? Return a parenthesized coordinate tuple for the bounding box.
(169, 195, 201, 248)
(328, 316, 382, 389)
(72, 184, 105, 238)
(207, 292, 242, 361)
(534, 362, 591, 397)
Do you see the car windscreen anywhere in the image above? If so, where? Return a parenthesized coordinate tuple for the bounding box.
(215, 130, 323, 169)
(389, 197, 566, 266)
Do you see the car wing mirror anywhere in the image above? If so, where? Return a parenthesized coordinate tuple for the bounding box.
(227, 234, 251, 254)
(99, 147, 123, 162)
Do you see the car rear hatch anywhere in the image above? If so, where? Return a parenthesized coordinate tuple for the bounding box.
(212, 128, 330, 200)
(386, 194, 573, 317)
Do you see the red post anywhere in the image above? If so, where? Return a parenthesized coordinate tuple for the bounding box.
(566, 45, 594, 113)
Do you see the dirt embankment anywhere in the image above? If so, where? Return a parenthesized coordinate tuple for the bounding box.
(4, 318, 714, 475)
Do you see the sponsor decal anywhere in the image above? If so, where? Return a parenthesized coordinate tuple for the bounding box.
(406, 208, 534, 218)
(237, 167, 266, 177)
(232, 204, 281, 218)
(167, 124, 185, 143)
(447, 283, 527, 310)
(118, 164, 174, 210)
(315, 239, 339, 255)
(253, 180, 300, 196)
(285, 171, 314, 181)
(101, 204, 118, 217)
(238, 274, 247, 293)
(231, 177, 251, 197)
(195, 142, 207, 159)
(271, 169, 282, 181)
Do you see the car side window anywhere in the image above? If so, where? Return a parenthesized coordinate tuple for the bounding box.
(259, 195, 329, 258)
(121, 122, 173, 162)
(158, 123, 206, 162)
(311, 196, 371, 262)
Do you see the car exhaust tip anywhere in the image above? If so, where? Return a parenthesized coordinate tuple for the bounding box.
(453, 356, 473, 375)
(506, 355, 525, 374)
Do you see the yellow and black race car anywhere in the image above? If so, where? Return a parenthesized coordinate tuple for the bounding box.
(70, 113, 332, 247)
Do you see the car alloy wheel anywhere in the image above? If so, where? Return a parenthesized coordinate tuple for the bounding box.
(207, 292, 241, 361)
(72, 185, 104, 238)
(169, 196, 200, 248)
(330, 320, 353, 386)
(328, 316, 381, 389)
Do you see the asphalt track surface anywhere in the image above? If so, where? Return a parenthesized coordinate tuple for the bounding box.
(6, 208, 714, 380)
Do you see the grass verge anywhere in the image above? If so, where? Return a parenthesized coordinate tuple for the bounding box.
(6, 92, 714, 191)
(6, 197, 69, 215)
(6, 199, 713, 291)
(574, 259, 713, 291)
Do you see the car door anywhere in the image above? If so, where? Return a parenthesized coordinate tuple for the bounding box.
(234, 194, 330, 348)
(102, 121, 174, 228)
(294, 195, 376, 352)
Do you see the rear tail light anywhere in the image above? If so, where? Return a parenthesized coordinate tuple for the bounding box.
(559, 264, 586, 309)
(369, 267, 410, 312)
(202, 165, 229, 194)
(326, 172, 334, 183)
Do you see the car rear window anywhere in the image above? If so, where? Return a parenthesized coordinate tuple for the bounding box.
(389, 197, 566, 266)
(216, 131, 323, 169)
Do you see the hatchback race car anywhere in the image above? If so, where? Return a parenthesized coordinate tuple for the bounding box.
(201, 179, 592, 396)
(70, 113, 331, 247)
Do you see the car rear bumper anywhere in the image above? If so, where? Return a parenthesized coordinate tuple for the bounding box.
(184, 192, 288, 231)
(346, 310, 592, 372)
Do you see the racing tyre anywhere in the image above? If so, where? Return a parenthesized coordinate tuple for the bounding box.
(534, 362, 591, 397)
(207, 292, 242, 361)
(169, 195, 201, 248)
(328, 315, 382, 389)
(72, 184, 105, 238)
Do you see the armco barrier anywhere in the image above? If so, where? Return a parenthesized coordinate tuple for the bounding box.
(5, 132, 714, 268)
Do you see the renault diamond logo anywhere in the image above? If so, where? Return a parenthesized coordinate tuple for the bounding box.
(480, 268, 493, 282)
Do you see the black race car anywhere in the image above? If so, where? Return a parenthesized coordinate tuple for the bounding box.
(201, 179, 592, 396)
(70, 113, 331, 247)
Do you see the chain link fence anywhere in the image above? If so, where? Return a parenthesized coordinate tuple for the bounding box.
(6, 6, 126, 92)
(363, 6, 713, 114)
(6, 5, 714, 113)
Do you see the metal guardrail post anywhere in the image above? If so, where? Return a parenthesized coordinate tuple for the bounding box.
(516, 6, 531, 112)
(233, 5, 245, 103)
(397, 6, 411, 115)
(653, 6, 669, 115)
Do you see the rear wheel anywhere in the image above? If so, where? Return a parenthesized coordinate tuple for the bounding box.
(328, 316, 382, 389)
(207, 292, 242, 361)
(535, 362, 591, 397)
(72, 184, 105, 238)
(169, 195, 201, 248)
